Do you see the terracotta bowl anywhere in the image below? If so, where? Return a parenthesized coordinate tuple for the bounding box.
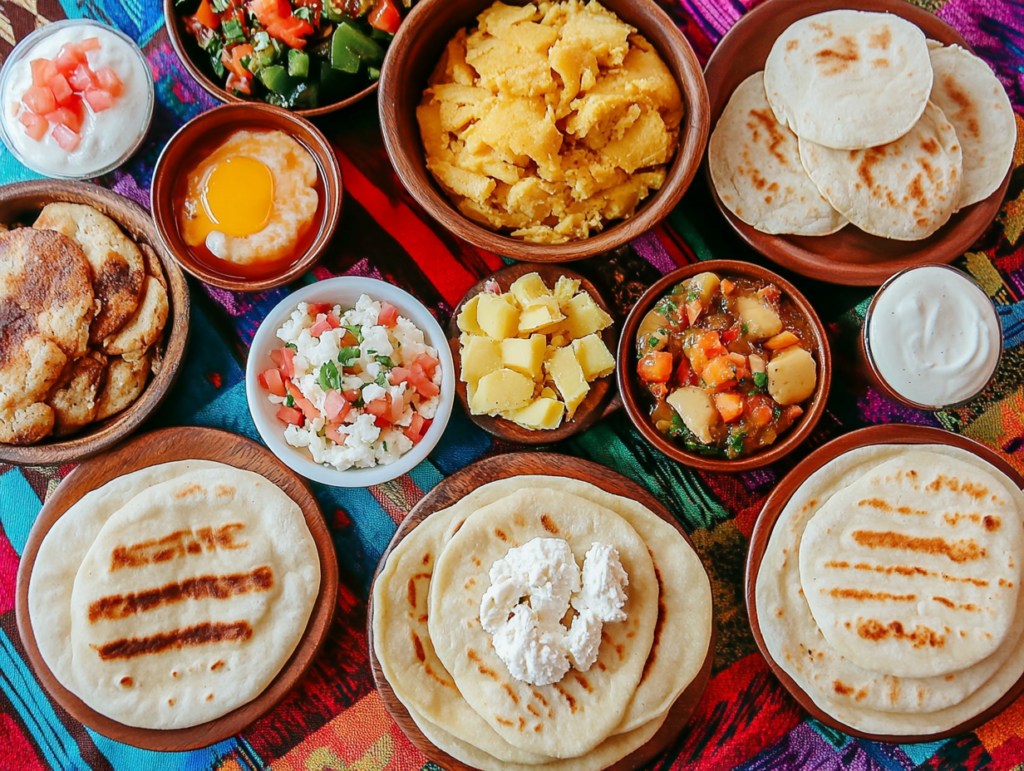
(151, 103, 343, 292)
(703, 0, 1012, 287)
(617, 260, 831, 472)
(378, 0, 710, 262)
(0, 181, 189, 466)
(162, 0, 378, 116)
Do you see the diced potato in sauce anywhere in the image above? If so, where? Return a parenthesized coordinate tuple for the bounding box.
(666, 386, 719, 444)
(734, 295, 783, 340)
(768, 346, 816, 406)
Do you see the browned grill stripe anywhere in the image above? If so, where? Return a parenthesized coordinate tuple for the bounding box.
(857, 498, 927, 515)
(88, 567, 274, 623)
(825, 588, 916, 602)
(110, 523, 248, 571)
(850, 530, 985, 563)
(822, 561, 990, 587)
(96, 621, 253, 660)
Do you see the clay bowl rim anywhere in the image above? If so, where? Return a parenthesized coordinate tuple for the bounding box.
(377, 0, 710, 262)
(446, 262, 619, 444)
(150, 102, 343, 293)
(616, 259, 832, 473)
(0, 180, 190, 467)
(701, 0, 1012, 287)
(162, 0, 379, 117)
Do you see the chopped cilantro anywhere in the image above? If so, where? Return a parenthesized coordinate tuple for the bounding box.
(221, 18, 244, 41)
(773, 405, 783, 420)
(727, 429, 747, 458)
(285, 342, 297, 351)
(344, 324, 364, 344)
(338, 346, 360, 367)
(375, 372, 389, 388)
(740, 322, 749, 336)
(749, 372, 768, 394)
(366, 349, 377, 356)
(293, 5, 314, 21)
(377, 355, 396, 368)
(656, 298, 678, 315)
(382, 441, 389, 452)
(285, 394, 294, 408)
(318, 361, 341, 392)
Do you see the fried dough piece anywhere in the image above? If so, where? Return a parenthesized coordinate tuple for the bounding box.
(102, 276, 168, 357)
(0, 320, 66, 444)
(34, 203, 146, 344)
(95, 354, 150, 420)
(140, 244, 167, 290)
(49, 353, 108, 436)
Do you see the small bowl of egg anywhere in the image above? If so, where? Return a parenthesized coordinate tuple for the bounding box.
(151, 102, 342, 292)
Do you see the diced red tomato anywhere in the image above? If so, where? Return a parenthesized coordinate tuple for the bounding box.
(79, 37, 101, 52)
(721, 326, 741, 345)
(67, 63, 97, 92)
(326, 310, 341, 329)
(637, 352, 673, 383)
(404, 414, 431, 444)
(18, 110, 48, 141)
(325, 424, 348, 444)
(309, 314, 333, 338)
(47, 98, 85, 133)
(713, 392, 745, 423)
(378, 301, 399, 327)
(50, 123, 80, 152)
(221, 44, 254, 94)
(95, 67, 123, 97)
(389, 367, 410, 386)
(22, 85, 56, 116)
(324, 390, 350, 422)
(46, 74, 73, 105)
(270, 346, 296, 378)
(413, 353, 439, 379)
(675, 357, 698, 387)
(702, 356, 737, 391)
(409, 364, 439, 398)
(698, 331, 727, 358)
(365, 398, 389, 419)
(758, 285, 781, 304)
(193, 0, 222, 29)
(257, 367, 288, 397)
(369, 0, 402, 33)
(286, 381, 319, 421)
(54, 44, 85, 76)
(307, 302, 333, 316)
(720, 279, 736, 296)
(30, 59, 57, 87)
(250, 0, 313, 48)
(276, 405, 305, 426)
(84, 87, 114, 113)
(337, 331, 357, 348)
(343, 388, 361, 402)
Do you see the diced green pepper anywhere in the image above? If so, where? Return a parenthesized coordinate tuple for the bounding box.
(367, 65, 380, 81)
(334, 21, 385, 64)
(287, 48, 310, 78)
(330, 35, 361, 73)
(258, 65, 294, 95)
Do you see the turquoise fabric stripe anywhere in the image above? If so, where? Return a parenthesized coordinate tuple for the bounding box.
(0, 470, 41, 556)
(88, 730, 239, 771)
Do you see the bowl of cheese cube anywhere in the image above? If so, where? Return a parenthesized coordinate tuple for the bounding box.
(451, 264, 618, 443)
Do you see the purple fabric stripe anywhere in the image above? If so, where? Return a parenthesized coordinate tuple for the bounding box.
(937, 0, 1024, 109)
(631, 230, 679, 275)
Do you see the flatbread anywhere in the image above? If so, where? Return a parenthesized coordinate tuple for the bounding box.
(799, 102, 962, 240)
(764, 10, 932, 149)
(928, 44, 1015, 208)
(709, 72, 847, 236)
(800, 450, 1023, 678)
(428, 488, 658, 758)
(66, 467, 320, 729)
(756, 444, 1024, 733)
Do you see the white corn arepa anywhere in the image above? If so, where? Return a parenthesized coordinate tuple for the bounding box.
(756, 444, 1024, 734)
(928, 44, 1015, 208)
(763, 10, 933, 150)
(64, 466, 320, 729)
(800, 450, 1023, 678)
(428, 487, 658, 758)
(798, 102, 963, 240)
(709, 72, 847, 236)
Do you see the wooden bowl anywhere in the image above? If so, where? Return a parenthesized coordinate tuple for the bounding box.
(0, 180, 189, 467)
(378, 0, 710, 262)
(14, 426, 338, 751)
(703, 0, 1012, 287)
(151, 103, 343, 292)
(368, 451, 716, 770)
(617, 260, 831, 472)
(162, 0, 378, 116)
(744, 424, 1024, 742)
(448, 263, 617, 444)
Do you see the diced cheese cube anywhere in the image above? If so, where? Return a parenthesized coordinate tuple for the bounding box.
(549, 334, 569, 348)
(457, 294, 484, 335)
(511, 397, 565, 430)
(571, 334, 616, 381)
(470, 368, 536, 415)
(509, 272, 551, 307)
(518, 296, 565, 334)
(501, 334, 546, 380)
(477, 293, 521, 340)
(540, 386, 558, 399)
(461, 335, 503, 384)
(563, 292, 612, 341)
(546, 346, 589, 419)
(554, 276, 581, 307)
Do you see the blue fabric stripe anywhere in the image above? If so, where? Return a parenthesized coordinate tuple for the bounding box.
(87, 730, 239, 771)
(0, 469, 41, 555)
(998, 302, 1024, 348)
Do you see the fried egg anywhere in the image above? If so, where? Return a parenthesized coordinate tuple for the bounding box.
(180, 129, 318, 265)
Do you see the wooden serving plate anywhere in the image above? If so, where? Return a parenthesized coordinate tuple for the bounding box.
(448, 263, 618, 444)
(0, 181, 190, 466)
(368, 452, 716, 770)
(745, 424, 1024, 742)
(703, 0, 1012, 287)
(14, 426, 338, 752)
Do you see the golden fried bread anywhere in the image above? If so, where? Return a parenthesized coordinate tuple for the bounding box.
(34, 203, 146, 344)
(102, 275, 168, 357)
(49, 353, 108, 436)
(0, 314, 65, 444)
(95, 353, 150, 420)
(140, 243, 167, 290)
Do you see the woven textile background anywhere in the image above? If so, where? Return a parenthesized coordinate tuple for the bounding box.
(2, 0, 1024, 768)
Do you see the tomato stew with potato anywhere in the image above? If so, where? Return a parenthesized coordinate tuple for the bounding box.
(635, 271, 819, 459)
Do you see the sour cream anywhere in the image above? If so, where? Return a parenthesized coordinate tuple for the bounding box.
(865, 265, 1001, 408)
(0, 20, 153, 178)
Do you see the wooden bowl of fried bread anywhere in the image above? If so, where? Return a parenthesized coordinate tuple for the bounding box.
(0, 181, 189, 466)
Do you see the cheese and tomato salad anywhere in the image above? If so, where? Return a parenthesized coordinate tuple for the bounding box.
(257, 294, 441, 470)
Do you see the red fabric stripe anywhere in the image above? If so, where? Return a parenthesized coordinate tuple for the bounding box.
(654, 222, 690, 267)
(334, 149, 475, 306)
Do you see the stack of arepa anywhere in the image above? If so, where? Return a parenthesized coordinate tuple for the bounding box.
(756, 444, 1024, 734)
(372, 475, 713, 770)
(28, 460, 320, 729)
(709, 9, 1015, 239)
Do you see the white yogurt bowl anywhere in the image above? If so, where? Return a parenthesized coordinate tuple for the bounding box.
(0, 20, 155, 179)
(246, 277, 456, 487)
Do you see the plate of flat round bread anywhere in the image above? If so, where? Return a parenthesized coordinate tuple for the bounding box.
(369, 452, 715, 771)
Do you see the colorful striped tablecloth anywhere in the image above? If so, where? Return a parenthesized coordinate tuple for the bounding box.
(2, 0, 1024, 768)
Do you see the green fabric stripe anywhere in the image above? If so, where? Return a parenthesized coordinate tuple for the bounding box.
(666, 206, 717, 262)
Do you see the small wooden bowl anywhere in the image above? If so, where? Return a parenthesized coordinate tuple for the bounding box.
(151, 103, 343, 292)
(162, 0, 378, 116)
(617, 260, 831, 473)
(368, 451, 716, 770)
(14, 426, 338, 751)
(448, 263, 617, 444)
(745, 424, 1024, 742)
(703, 0, 1012, 287)
(378, 0, 710, 262)
(0, 180, 189, 467)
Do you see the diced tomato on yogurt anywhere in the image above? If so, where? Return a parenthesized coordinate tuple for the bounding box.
(18, 110, 48, 141)
(50, 123, 80, 152)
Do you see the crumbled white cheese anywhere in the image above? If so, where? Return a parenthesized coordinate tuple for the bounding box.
(479, 537, 629, 686)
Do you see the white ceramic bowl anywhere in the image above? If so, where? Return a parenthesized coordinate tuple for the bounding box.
(246, 277, 455, 487)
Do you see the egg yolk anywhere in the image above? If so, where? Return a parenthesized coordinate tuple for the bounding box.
(200, 156, 275, 238)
